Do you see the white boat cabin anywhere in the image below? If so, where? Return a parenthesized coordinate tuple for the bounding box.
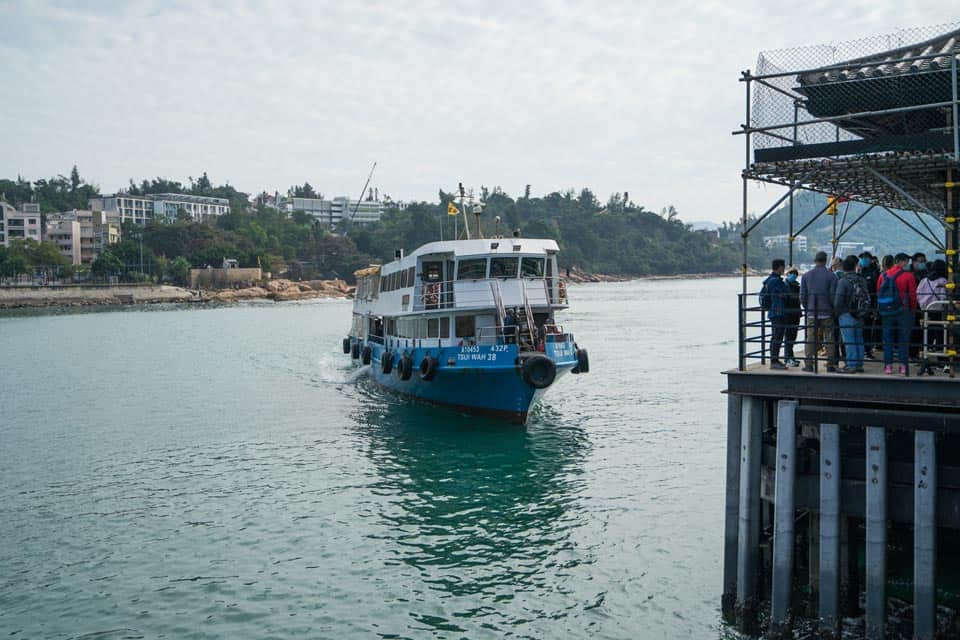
(350, 238, 569, 349)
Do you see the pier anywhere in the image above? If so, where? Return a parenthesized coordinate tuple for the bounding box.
(723, 24, 960, 638)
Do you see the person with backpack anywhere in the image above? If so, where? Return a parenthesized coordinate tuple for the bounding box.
(834, 255, 869, 372)
(858, 251, 880, 359)
(876, 252, 918, 375)
(800, 251, 838, 372)
(760, 258, 790, 369)
(783, 267, 802, 366)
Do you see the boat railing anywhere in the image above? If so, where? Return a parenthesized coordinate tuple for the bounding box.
(411, 277, 568, 312)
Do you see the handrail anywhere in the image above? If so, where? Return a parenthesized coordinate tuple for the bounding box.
(738, 288, 958, 377)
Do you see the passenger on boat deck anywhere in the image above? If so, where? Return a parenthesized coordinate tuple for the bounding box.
(503, 308, 518, 344)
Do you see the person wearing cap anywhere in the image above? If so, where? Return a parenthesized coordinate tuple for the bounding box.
(800, 250, 838, 372)
(877, 252, 918, 375)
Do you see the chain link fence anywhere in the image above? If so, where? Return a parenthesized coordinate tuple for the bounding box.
(750, 22, 960, 154)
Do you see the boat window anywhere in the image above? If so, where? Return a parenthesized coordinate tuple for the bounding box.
(400, 269, 408, 288)
(427, 318, 439, 338)
(521, 257, 545, 278)
(455, 315, 475, 338)
(490, 257, 518, 279)
(440, 317, 450, 338)
(407, 267, 416, 287)
(457, 259, 487, 280)
(422, 261, 442, 282)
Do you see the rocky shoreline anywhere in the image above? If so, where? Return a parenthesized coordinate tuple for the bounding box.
(0, 279, 354, 309)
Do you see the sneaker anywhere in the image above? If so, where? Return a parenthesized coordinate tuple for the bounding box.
(802, 365, 814, 372)
(826, 366, 837, 373)
(884, 365, 893, 374)
(899, 365, 907, 375)
(770, 361, 787, 370)
(787, 358, 800, 367)
(837, 367, 856, 374)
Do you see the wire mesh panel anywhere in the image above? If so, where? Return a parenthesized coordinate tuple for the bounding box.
(751, 22, 960, 155)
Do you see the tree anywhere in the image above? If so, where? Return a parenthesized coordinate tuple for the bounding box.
(167, 256, 191, 286)
(70, 165, 80, 192)
(91, 249, 123, 277)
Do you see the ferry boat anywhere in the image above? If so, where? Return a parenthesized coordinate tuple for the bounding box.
(341, 235, 588, 423)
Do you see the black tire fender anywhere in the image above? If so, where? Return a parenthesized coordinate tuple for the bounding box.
(342, 337, 351, 354)
(351, 341, 360, 359)
(361, 345, 372, 365)
(398, 354, 414, 381)
(419, 356, 439, 381)
(522, 354, 557, 389)
(573, 348, 589, 374)
(381, 350, 394, 374)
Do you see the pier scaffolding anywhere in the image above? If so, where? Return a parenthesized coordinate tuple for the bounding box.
(725, 23, 960, 638)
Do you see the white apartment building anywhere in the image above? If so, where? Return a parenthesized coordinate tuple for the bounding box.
(90, 193, 230, 224)
(763, 234, 808, 252)
(45, 209, 121, 265)
(0, 202, 42, 246)
(285, 196, 384, 226)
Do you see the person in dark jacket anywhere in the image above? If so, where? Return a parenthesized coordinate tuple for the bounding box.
(783, 267, 802, 366)
(834, 255, 868, 372)
(762, 259, 789, 369)
(858, 251, 880, 359)
(801, 251, 838, 372)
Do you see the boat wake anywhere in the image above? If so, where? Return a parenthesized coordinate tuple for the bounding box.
(344, 364, 371, 383)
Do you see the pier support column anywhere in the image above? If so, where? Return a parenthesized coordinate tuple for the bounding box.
(865, 426, 887, 640)
(722, 394, 743, 618)
(914, 430, 937, 640)
(770, 400, 797, 634)
(819, 423, 841, 638)
(736, 396, 762, 632)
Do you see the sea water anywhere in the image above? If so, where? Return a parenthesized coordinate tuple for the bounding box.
(0, 278, 743, 639)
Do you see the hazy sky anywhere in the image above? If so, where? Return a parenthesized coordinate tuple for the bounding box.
(1, 1, 957, 222)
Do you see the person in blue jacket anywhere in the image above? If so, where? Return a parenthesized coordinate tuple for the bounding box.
(762, 259, 789, 369)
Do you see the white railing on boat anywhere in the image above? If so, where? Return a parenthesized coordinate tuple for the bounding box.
(411, 277, 568, 312)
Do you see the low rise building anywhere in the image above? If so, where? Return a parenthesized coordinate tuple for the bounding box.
(0, 201, 42, 246)
(284, 196, 384, 226)
(89, 193, 230, 224)
(45, 209, 121, 265)
(763, 234, 808, 252)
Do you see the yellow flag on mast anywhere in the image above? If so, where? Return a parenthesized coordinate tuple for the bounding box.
(447, 202, 459, 216)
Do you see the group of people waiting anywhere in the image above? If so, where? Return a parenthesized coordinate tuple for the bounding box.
(761, 249, 949, 375)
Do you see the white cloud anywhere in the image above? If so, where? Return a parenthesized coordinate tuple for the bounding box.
(0, 0, 957, 221)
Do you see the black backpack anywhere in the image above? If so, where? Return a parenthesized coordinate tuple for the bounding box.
(846, 275, 871, 319)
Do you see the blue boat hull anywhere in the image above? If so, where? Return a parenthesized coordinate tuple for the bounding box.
(349, 339, 579, 424)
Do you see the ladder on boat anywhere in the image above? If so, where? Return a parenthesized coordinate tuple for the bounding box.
(518, 280, 537, 348)
(490, 280, 507, 334)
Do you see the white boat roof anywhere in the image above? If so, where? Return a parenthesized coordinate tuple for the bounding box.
(415, 238, 557, 258)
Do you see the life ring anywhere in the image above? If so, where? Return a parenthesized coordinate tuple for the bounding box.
(573, 348, 589, 374)
(397, 354, 414, 381)
(342, 337, 351, 354)
(521, 354, 557, 389)
(351, 342, 360, 359)
(419, 356, 439, 381)
(361, 345, 372, 365)
(381, 350, 394, 374)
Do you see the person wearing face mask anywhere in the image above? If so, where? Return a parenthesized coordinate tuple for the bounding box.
(782, 267, 802, 366)
(858, 251, 880, 359)
(912, 252, 928, 284)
